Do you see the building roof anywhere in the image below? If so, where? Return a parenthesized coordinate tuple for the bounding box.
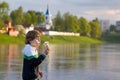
(22, 24, 31, 28)
(45, 5, 49, 15)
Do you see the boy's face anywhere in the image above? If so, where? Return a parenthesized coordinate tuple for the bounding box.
(30, 35, 40, 48)
(30, 39, 40, 48)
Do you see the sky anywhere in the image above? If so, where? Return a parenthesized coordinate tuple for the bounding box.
(2, 0, 120, 24)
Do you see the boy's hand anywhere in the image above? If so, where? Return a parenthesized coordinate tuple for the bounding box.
(42, 41, 50, 55)
(44, 48, 50, 55)
(39, 71, 43, 78)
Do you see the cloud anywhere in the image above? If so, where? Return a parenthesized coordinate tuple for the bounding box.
(105, 10, 120, 15)
(84, 9, 120, 16)
(83, 9, 120, 21)
(58, 0, 120, 9)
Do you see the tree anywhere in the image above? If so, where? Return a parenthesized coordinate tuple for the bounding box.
(109, 24, 116, 32)
(78, 17, 91, 36)
(2, 14, 11, 21)
(10, 6, 24, 25)
(23, 12, 32, 24)
(63, 12, 80, 32)
(89, 19, 102, 38)
(0, 1, 9, 20)
(0, 20, 6, 29)
(36, 11, 45, 24)
(53, 11, 64, 31)
(63, 12, 72, 32)
(27, 10, 38, 25)
(71, 15, 80, 33)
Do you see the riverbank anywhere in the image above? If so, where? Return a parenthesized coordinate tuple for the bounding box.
(0, 34, 24, 44)
(101, 33, 120, 43)
(0, 34, 103, 44)
(41, 36, 103, 44)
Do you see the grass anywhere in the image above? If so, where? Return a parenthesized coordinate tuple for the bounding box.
(41, 36, 103, 44)
(102, 33, 120, 43)
(0, 34, 103, 44)
(0, 34, 24, 44)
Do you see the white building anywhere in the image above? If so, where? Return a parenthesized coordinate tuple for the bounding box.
(25, 24, 34, 34)
(99, 20, 110, 32)
(116, 21, 120, 31)
(45, 5, 53, 26)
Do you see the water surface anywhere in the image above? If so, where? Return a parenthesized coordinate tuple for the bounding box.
(0, 43, 120, 80)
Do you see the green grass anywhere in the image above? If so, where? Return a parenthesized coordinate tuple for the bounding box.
(41, 36, 103, 44)
(0, 34, 103, 44)
(102, 33, 120, 43)
(0, 34, 24, 44)
(1, 33, 120, 44)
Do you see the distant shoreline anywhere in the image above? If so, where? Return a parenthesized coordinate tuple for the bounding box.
(101, 34, 120, 43)
(0, 34, 103, 44)
(1, 33, 120, 44)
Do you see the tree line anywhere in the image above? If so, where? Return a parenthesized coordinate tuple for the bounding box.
(0, 1, 102, 38)
(53, 11, 102, 38)
(0, 2, 45, 27)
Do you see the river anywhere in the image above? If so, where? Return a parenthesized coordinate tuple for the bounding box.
(0, 43, 120, 80)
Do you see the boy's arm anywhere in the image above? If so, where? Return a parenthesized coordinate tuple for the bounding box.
(31, 46, 49, 67)
(31, 54, 46, 67)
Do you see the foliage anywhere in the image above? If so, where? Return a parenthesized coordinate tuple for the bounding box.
(10, 6, 46, 26)
(0, 1, 9, 19)
(23, 12, 32, 24)
(63, 12, 79, 32)
(109, 24, 116, 32)
(78, 17, 91, 36)
(2, 14, 11, 21)
(27, 10, 38, 25)
(53, 11, 102, 38)
(53, 11, 63, 31)
(89, 19, 102, 38)
(10, 6, 24, 25)
(102, 33, 120, 43)
(36, 11, 46, 24)
(0, 20, 6, 29)
(0, 1, 10, 29)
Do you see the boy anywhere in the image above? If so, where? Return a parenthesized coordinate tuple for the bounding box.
(22, 30, 49, 80)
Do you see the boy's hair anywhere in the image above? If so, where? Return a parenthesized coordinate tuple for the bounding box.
(25, 30, 40, 44)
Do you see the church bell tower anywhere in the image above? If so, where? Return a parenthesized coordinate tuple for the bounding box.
(45, 4, 53, 30)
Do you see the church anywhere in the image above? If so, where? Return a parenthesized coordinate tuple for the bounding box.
(36, 5, 54, 31)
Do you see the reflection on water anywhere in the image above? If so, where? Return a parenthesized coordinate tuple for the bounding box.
(0, 44, 23, 80)
(0, 43, 120, 80)
(49, 44, 100, 70)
